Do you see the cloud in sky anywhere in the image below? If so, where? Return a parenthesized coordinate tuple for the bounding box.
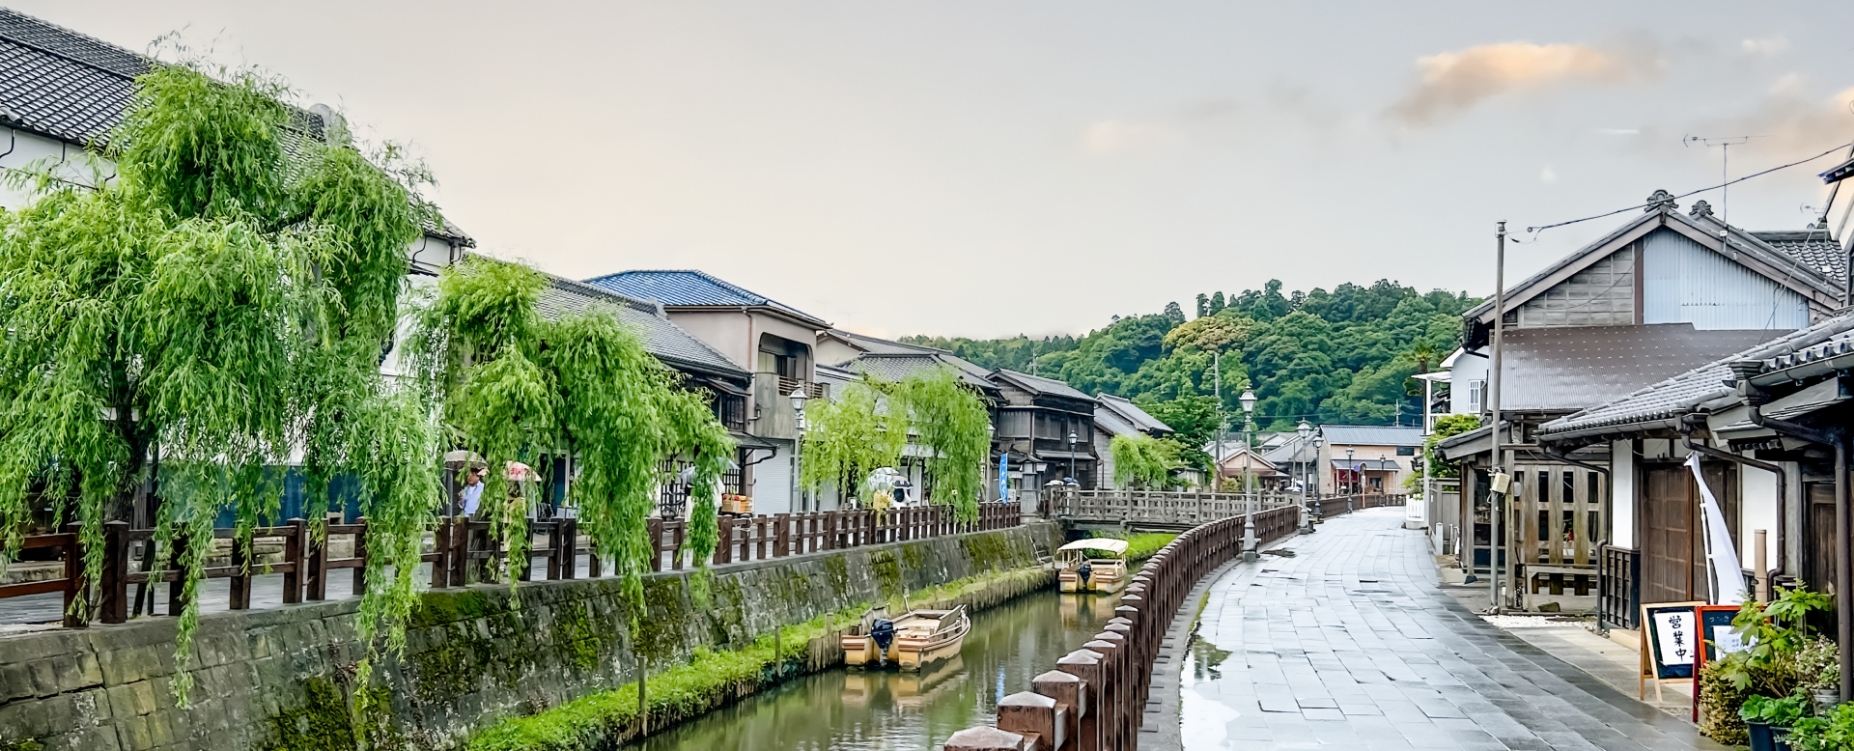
(1082, 119, 1168, 155)
(1387, 41, 1660, 126)
(1741, 35, 1789, 56)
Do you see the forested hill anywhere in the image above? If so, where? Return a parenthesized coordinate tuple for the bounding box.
(904, 279, 1478, 442)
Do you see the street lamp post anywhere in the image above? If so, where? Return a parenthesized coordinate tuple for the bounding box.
(1239, 389, 1259, 562)
(790, 388, 808, 513)
(1296, 420, 1315, 535)
(1067, 431, 1078, 488)
(1345, 447, 1355, 495)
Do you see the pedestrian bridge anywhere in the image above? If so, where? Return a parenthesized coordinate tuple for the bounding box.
(1049, 488, 1405, 530)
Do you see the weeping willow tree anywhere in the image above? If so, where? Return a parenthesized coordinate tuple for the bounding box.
(798, 380, 908, 505)
(405, 257, 734, 608)
(891, 369, 990, 522)
(1111, 433, 1180, 489)
(0, 61, 442, 703)
(801, 367, 990, 521)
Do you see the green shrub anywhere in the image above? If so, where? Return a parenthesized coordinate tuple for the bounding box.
(1787, 703, 1854, 751)
(1699, 661, 1751, 746)
(1089, 531, 1178, 562)
(1740, 694, 1807, 726)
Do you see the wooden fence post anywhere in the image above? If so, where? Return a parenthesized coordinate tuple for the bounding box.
(647, 518, 665, 572)
(283, 518, 305, 605)
(230, 535, 251, 611)
(60, 523, 84, 628)
(306, 520, 328, 601)
(776, 513, 791, 557)
(100, 521, 129, 624)
(351, 519, 368, 596)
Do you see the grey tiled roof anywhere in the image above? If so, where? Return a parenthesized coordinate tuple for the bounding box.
(1093, 407, 1141, 437)
(842, 352, 996, 390)
(535, 276, 748, 380)
(0, 9, 146, 147)
(1096, 393, 1172, 434)
(1752, 230, 1846, 288)
(1766, 331, 1854, 371)
(992, 369, 1093, 402)
(1539, 313, 1854, 437)
(1319, 425, 1423, 447)
(1494, 325, 1787, 412)
(0, 9, 472, 245)
(582, 270, 828, 327)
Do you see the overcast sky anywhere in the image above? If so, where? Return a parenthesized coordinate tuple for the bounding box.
(23, 1, 1854, 338)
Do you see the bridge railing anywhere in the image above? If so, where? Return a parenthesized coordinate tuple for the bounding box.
(1053, 488, 1338, 525)
(942, 502, 1304, 751)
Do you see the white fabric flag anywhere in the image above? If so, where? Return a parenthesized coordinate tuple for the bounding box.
(1685, 454, 1749, 605)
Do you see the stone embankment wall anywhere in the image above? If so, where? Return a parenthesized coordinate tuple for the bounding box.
(0, 522, 1063, 751)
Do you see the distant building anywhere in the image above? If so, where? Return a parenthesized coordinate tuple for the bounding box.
(989, 369, 1100, 509)
(584, 270, 831, 515)
(1317, 425, 1424, 495)
(1092, 394, 1174, 490)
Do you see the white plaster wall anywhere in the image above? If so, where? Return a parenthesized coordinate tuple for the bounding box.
(754, 446, 794, 515)
(1740, 464, 1779, 572)
(0, 129, 113, 210)
(1449, 353, 1488, 415)
(666, 311, 755, 371)
(1611, 440, 1635, 548)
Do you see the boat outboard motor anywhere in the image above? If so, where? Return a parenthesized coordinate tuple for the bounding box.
(870, 618, 896, 666)
(1076, 560, 1093, 586)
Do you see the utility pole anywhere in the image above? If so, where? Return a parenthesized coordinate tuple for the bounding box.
(1489, 221, 1506, 613)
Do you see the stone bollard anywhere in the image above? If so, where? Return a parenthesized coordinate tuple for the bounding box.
(998, 691, 1063, 751)
(1033, 669, 1085, 751)
(943, 726, 1029, 751)
(1057, 649, 1104, 751)
(1089, 631, 1129, 749)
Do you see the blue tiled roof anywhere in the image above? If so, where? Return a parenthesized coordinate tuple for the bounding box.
(582, 270, 828, 326)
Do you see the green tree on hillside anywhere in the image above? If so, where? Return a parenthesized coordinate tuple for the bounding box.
(905, 279, 1475, 433)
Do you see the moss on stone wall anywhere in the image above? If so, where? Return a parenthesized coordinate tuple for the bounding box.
(869, 550, 903, 598)
(631, 577, 691, 662)
(823, 553, 850, 596)
(0, 739, 43, 751)
(259, 678, 356, 751)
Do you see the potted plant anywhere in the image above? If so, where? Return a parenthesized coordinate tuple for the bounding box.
(1783, 702, 1854, 751)
(1742, 694, 1809, 751)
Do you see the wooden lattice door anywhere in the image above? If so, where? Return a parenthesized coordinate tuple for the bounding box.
(1508, 464, 1605, 602)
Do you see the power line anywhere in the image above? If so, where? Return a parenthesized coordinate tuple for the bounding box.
(1519, 139, 1854, 239)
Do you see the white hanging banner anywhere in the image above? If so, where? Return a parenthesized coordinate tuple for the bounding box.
(1685, 454, 1748, 605)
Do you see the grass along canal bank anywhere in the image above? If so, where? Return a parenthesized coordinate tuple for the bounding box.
(464, 565, 1054, 751)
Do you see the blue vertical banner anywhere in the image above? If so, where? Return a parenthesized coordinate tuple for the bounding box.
(997, 453, 1010, 502)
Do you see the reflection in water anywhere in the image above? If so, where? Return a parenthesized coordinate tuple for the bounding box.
(630, 589, 1119, 751)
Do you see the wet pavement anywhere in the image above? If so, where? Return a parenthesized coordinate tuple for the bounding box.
(1168, 507, 1727, 751)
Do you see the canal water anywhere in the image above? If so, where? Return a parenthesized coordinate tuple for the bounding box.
(628, 588, 1121, 751)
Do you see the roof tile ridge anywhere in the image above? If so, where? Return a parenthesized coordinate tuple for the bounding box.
(0, 9, 149, 81)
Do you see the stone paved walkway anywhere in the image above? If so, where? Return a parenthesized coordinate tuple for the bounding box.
(1173, 507, 1727, 751)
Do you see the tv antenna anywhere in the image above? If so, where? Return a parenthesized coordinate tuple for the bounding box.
(1685, 134, 1769, 250)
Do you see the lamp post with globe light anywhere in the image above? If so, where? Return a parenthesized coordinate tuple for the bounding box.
(1239, 388, 1259, 562)
(1296, 420, 1318, 534)
(790, 388, 808, 512)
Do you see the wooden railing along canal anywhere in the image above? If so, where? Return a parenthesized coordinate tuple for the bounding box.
(0, 503, 1021, 629)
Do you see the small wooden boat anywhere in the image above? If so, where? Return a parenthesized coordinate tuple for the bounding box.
(841, 605, 970, 672)
(1057, 539, 1130, 594)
